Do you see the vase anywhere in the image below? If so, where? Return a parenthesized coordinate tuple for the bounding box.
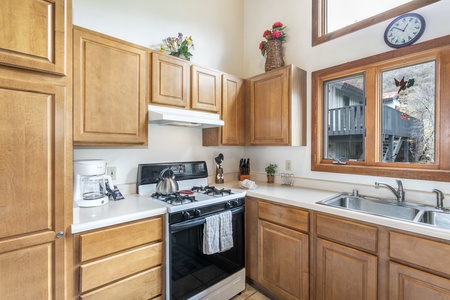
(265, 40, 284, 72)
(267, 175, 275, 183)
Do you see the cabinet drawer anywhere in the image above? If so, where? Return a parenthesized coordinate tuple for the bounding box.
(390, 231, 450, 277)
(258, 201, 308, 232)
(80, 266, 162, 300)
(316, 214, 378, 252)
(80, 217, 163, 262)
(80, 242, 163, 292)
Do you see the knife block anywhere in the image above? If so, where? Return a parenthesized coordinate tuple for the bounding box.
(238, 170, 250, 181)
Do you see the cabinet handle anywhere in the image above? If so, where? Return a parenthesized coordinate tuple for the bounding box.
(56, 231, 64, 238)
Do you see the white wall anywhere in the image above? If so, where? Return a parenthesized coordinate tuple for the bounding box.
(242, 0, 450, 198)
(73, 0, 450, 200)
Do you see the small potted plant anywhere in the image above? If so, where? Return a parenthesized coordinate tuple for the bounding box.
(265, 163, 277, 183)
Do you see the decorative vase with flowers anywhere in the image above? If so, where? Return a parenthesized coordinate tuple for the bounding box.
(160, 32, 194, 61)
(259, 22, 286, 72)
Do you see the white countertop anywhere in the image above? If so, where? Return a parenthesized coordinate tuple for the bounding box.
(242, 182, 450, 241)
(71, 194, 166, 234)
(72, 181, 450, 240)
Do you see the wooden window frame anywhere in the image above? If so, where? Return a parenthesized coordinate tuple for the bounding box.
(312, 0, 440, 46)
(312, 35, 450, 182)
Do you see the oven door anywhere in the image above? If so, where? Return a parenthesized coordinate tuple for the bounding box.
(169, 206, 245, 300)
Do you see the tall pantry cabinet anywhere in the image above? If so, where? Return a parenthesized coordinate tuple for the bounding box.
(0, 0, 73, 299)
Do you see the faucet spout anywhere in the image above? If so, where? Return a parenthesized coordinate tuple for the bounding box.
(433, 189, 445, 209)
(375, 179, 405, 202)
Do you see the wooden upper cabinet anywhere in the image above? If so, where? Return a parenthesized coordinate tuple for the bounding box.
(0, 75, 66, 299)
(202, 73, 244, 146)
(0, 0, 67, 75)
(73, 26, 148, 145)
(151, 52, 189, 108)
(191, 64, 221, 112)
(249, 64, 306, 146)
(221, 74, 244, 145)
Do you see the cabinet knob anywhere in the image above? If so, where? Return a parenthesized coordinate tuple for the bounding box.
(56, 231, 64, 238)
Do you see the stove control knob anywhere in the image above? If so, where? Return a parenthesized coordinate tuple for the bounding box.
(225, 201, 232, 209)
(182, 211, 191, 220)
(232, 200, 239, 207)
(193, 209, 201, 217)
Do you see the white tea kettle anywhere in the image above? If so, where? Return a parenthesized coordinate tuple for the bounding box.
(155, 168, 179, 195)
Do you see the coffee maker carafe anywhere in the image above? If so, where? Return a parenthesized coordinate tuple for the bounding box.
(73, 159, 113, 207)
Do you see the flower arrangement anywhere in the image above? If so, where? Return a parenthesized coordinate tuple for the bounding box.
(259, 22, 287, 56)
(160, 32, 194, 61)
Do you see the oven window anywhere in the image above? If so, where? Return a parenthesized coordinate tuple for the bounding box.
(170, 211, 245, 299)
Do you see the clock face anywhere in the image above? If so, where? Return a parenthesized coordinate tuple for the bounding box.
(384, 13, 426, 48)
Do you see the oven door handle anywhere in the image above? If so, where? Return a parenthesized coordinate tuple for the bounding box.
(170, 206, 244, 232)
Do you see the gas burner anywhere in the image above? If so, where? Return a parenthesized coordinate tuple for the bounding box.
(191, 185, 208, 192)
(204, 187, 232, 196)
(152, 192, 197, 205)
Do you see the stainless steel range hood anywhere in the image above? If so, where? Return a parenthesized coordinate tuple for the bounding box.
(148, 105, 224, 128)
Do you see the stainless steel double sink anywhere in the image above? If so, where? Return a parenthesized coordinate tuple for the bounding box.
(317, 194, 450, 230)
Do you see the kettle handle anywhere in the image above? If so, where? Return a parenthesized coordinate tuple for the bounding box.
(159, 168, 174, 179)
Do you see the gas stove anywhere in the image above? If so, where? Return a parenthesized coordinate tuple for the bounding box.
(137, 161, 246, 214)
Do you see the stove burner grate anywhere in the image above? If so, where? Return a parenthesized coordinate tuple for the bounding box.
(191, 185, 232, 196)
(152, 192, 197, 205)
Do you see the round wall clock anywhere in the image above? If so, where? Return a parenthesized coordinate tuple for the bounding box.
(384, 13, 426, 48)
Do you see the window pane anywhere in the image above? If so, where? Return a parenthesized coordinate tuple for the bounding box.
(381, 61, 435, 163)
(327, 0, 411, 33)
(324, 74, 365, 161)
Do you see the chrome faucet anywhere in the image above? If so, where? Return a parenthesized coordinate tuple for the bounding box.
(374, 179, 405, 202)
(432, 189, 445, 209)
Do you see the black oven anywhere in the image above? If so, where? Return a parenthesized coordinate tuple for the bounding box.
(168, 201, 245, 300)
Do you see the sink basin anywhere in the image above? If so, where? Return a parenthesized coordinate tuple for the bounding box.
(417, 210, 450, 229)
(318, 195, 421, 221)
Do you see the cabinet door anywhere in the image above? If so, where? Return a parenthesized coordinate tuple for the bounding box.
(0, 76, 66, 299)
(202, 73, 244, 146)
(151, 52, 189, 108)
(221, 74, 244, 145)
(245, 197, 259, 281)
(0, 0, 67, 75)
(191, 65, 221, 112)
(250, 66, 290, 145)
(315, 238, 377, 300)
(389, 262, 450, 299)
(259, 220, 309, 300)
(73, 26, 148, 145)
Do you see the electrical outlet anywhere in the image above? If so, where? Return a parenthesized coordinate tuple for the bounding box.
(285, 160, 292, 171)
(107, 166, 117, 180)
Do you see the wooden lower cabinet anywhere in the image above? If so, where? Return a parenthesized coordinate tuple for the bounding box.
(259, 220, 309, 300)
(315, 238, 377, 300)
(389, 262, 450, 299)
(246, 200, 450, 300)
(245, 197, 309, 300)
(75, 217, 164, 300)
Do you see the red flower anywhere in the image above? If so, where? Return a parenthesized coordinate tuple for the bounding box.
(272, 22, 283, 28)
(271, 31, 282, 39)
(263, 30, 271, 38)
(259, 42, 264, 50)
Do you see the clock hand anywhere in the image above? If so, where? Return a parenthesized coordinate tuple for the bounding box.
(401, 23, 409, 32)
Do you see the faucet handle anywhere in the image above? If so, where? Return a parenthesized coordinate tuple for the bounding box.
(432, 189, 445, 209)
